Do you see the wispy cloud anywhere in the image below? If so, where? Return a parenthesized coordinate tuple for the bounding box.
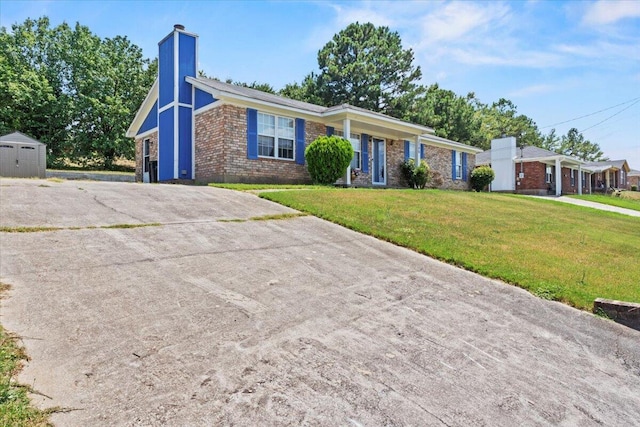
(508, 84, 555, 98)
(420, 2, 510, 42)
(582, 0, 640, 25)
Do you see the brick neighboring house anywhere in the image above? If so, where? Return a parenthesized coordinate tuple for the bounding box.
(582, 160, 631, 191)
(476, 137, 593, 196)
(126, 25, 481, 188)
(628, 169, 640, 190)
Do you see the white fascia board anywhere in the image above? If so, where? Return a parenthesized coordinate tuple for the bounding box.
(126, 78, 159, 138)
(419, 135, 483, 154)
(194, 99, 225, 115)
(519, 155, 585, 166)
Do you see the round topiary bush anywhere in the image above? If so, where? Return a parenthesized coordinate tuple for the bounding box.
(470, 166, 495, 192)
(305, 135, 354, 185)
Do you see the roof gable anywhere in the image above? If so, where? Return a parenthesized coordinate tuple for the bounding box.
(0, 131, 44, 145)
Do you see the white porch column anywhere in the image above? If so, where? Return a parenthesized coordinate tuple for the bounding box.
(605, 170, 610, 189)
(344, 118, 351, 185)
(555, 158, 562, 196)
(578, 165, 582, 195)
(415, 136, 421, 163)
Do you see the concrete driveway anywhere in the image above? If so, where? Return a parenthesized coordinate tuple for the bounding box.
(1, 178, 639, 426)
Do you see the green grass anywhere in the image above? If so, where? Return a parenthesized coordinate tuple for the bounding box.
(260, 188, 640, 310)
(569, 192, 640, 212)
(208, 183, 327, 191)
(0, 284, 51, 426)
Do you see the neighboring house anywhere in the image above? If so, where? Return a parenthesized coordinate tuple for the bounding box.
(127, 25, 481, 188)
(582, 160, 631, 191)
(476, 137, 592, 196)
(628, 169, 640, 190)
(0, 131, 47, 178)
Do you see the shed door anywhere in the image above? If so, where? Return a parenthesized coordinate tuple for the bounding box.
(17, 145, 38, 178)
(0, 144, 17, 177)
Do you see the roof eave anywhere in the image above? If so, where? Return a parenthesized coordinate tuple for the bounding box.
(126, 78, 158, 138)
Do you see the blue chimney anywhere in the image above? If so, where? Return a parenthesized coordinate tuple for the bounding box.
(157, 24, 197, 181)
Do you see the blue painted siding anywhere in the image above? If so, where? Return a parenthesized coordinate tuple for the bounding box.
(361, 134, 369, 173)
(194, 88, 216, 110)
(295, 118, 305, 165)
(158, 108, 175, 181)
(158, 35, 174, 109)
(246, 108, 258, 159)
(178, 33, 196, 105)
(178, 106, 192, 178)
(138, 101, 158, 135)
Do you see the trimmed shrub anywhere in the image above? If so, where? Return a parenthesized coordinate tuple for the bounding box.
(400, 159, 430, 189)
(470, 166, 495, 192)
(305, 135, 354, 185)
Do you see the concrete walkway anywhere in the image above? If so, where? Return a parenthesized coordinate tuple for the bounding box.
(1, 179, 639, 426)
(548, 196, 640, 217)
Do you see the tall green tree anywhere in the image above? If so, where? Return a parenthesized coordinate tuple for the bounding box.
(557, 128, 606, 161)
(279, 72, 324, 105)
(407, 84, 481, 145)
(474, 99, 543, 150)
(0, 17, 155, 168)
(315, 22, 422, 117)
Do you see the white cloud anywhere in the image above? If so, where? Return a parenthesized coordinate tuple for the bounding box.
(421, 2, 510, 42)
(582, 0, 640, 25)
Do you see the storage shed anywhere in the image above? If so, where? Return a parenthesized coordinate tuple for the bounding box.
(0, 132, 47, 178)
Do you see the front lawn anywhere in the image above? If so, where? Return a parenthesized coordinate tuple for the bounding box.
(569, 193, 640, 212)
(260, 189, 640, 310)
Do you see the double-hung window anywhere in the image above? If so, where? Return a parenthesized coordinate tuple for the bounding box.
(455, 151, 462, 179)
(546, 166, 553, 183)
(570, 169, 575, 186)
(408, 141, 416, 161)
(258, 112, 294, 160)
(335, 130, 362, 169)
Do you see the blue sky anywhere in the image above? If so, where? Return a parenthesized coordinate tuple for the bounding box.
(2, 0, 639, 167)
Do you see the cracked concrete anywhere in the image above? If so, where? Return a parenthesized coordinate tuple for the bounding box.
(0, 178, 639, 426)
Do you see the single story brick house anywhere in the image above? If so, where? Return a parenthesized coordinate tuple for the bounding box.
(126, 25, 481, 188)
(477, 137, 593, 196)
(582, 160, 631, 191)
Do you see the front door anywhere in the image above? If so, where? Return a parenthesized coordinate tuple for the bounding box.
(143, 139, 150, 183)
(372, 138, 386, 185)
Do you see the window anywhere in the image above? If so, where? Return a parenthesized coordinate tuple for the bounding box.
(258, 112, 294, 160)
(408, 141, 416, 161)
(546, 166, 553, 183)
(335, 130, 361, 169)
(621, 170, 625, 185)
(582, 171, 586, 187)
(455, 151, 462, 179)
(570, 169, 575, 186)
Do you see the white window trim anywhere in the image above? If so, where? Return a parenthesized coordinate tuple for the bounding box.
(570, 169, 575, 186)
(546, 166, 553, 184)
(408, 141, 416, 161)
(335, 129, 362, 170)
(257, 112, 295, 161)
(455, 151, 462, 180)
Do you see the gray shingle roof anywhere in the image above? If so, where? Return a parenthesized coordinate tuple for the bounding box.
(476, 145, 563, 165)
(583, 160, 627, 170)
(194, 78, 327, 114)
(0, 131, 44, 145)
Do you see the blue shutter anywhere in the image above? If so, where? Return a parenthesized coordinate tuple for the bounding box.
(451, 150, 456, 181)
(462, 152, 468, 181)
(420, 143, 425, 160)
(247, 108, 258, 159)
(326, 126, 334, 136)
(404, 141, 410, 161)
(295, 118, 305, 165)
(361, 134, 369, 173)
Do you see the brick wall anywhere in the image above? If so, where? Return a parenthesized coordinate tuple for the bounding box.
(134, 131, 158, 182)
(193, 105, 324, 184)
(422, 145, 473, 190)
(561, 167, 579, 195)
(514, 161, 549, 195)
